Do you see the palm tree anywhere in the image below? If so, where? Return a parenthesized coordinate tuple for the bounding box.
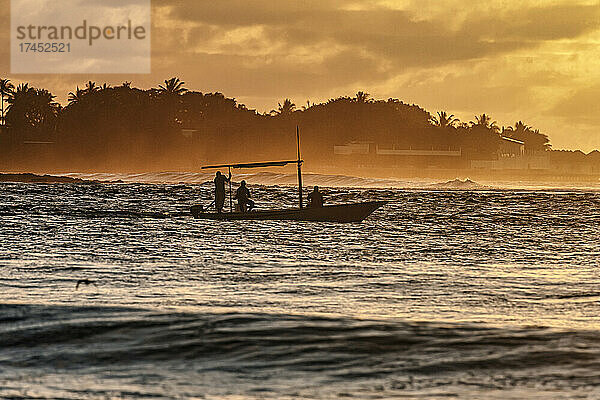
(501, 125, 513, 136)
(85, 81, 99, 95)
(8, 83, 31, 106)
(509, 121, 550, 151)
(156, 78, 187, 128)
(271, 99, 296, 115)
(471, 113, 500, 132)
(431, 111, 459, 128)
(67, 81, 104, 106)
(68, 87, 85, 105)
(355, 91, 370, 103)
(158, 77, 187, 96)
(513, 121, 530, 134)
(6, 84, 59, 134)
(0, 78, 14, 126)
(33, 88, 60, 110)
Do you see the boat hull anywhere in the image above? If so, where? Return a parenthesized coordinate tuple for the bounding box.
(191, 201, 386, 223)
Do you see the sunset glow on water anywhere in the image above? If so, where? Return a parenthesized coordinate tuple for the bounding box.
(1, 180, 599, 398)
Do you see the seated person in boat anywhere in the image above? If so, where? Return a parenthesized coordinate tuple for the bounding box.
(213, 171, 231, 213)
(235, 180, 255, 212)
(307, 186, 324, 208)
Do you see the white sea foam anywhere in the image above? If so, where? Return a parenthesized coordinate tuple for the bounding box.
(59, 171, 600, 190)
(62, 171, 426, 188)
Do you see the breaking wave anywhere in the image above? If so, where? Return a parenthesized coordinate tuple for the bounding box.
(62, 171, 423, 188)
(428, 178, 490, 190)
(55, 171, 600, 191)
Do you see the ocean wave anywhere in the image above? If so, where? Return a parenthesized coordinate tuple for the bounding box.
(2, 303, 599, 376)
(0, 207, 173, 219)
(428, 178, 490, 190)
(61, 171, 426, 188)
(55, 171, 600, 191)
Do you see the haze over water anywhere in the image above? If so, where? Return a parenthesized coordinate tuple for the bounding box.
(1, 174, 599, 398)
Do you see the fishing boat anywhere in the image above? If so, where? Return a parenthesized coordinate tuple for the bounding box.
(191, 128, 386, 222)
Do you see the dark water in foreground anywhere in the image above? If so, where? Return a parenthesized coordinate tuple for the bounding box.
(1, 178, 600, 398)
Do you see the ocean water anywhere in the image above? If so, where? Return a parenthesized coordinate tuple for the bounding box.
(1, 174, 600, 399)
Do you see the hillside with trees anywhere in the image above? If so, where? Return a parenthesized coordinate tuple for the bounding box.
(1, 77, 594, 177)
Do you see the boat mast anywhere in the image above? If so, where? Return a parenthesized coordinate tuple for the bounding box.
(297, 126, 303, 209)
(228, 166, 233, 213)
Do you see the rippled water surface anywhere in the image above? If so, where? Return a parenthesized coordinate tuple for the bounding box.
(1, 178, 600, 399)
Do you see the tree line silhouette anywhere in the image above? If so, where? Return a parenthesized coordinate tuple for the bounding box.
(0, 77, 558, 171)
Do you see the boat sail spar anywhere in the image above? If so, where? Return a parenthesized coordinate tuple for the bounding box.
(192, 127, 386, 222)
(202, 127, 305, 210)
(204, 160, 300, 169)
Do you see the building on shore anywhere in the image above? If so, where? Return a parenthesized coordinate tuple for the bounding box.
(333, 141, 465, 169)
(471, 137, 550, 171)
(332, 137, 556, 172)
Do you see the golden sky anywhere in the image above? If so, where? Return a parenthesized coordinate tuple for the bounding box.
(1, 0, 599, 151)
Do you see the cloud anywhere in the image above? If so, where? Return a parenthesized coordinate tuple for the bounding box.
(148, 49, 384, 99)
(551, 84, 600, 123)
(1, 0, 600, 150)
(159, 1, 600, 70)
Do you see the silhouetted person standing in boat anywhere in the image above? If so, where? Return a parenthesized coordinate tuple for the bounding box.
(307, 186, 324, 208)
(214, 171, 231, 213)
(235, 180, 254, 212)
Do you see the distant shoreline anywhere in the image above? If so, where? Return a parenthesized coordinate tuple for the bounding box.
(0, 173, 104, 184)
(1, 171, 597, 192)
